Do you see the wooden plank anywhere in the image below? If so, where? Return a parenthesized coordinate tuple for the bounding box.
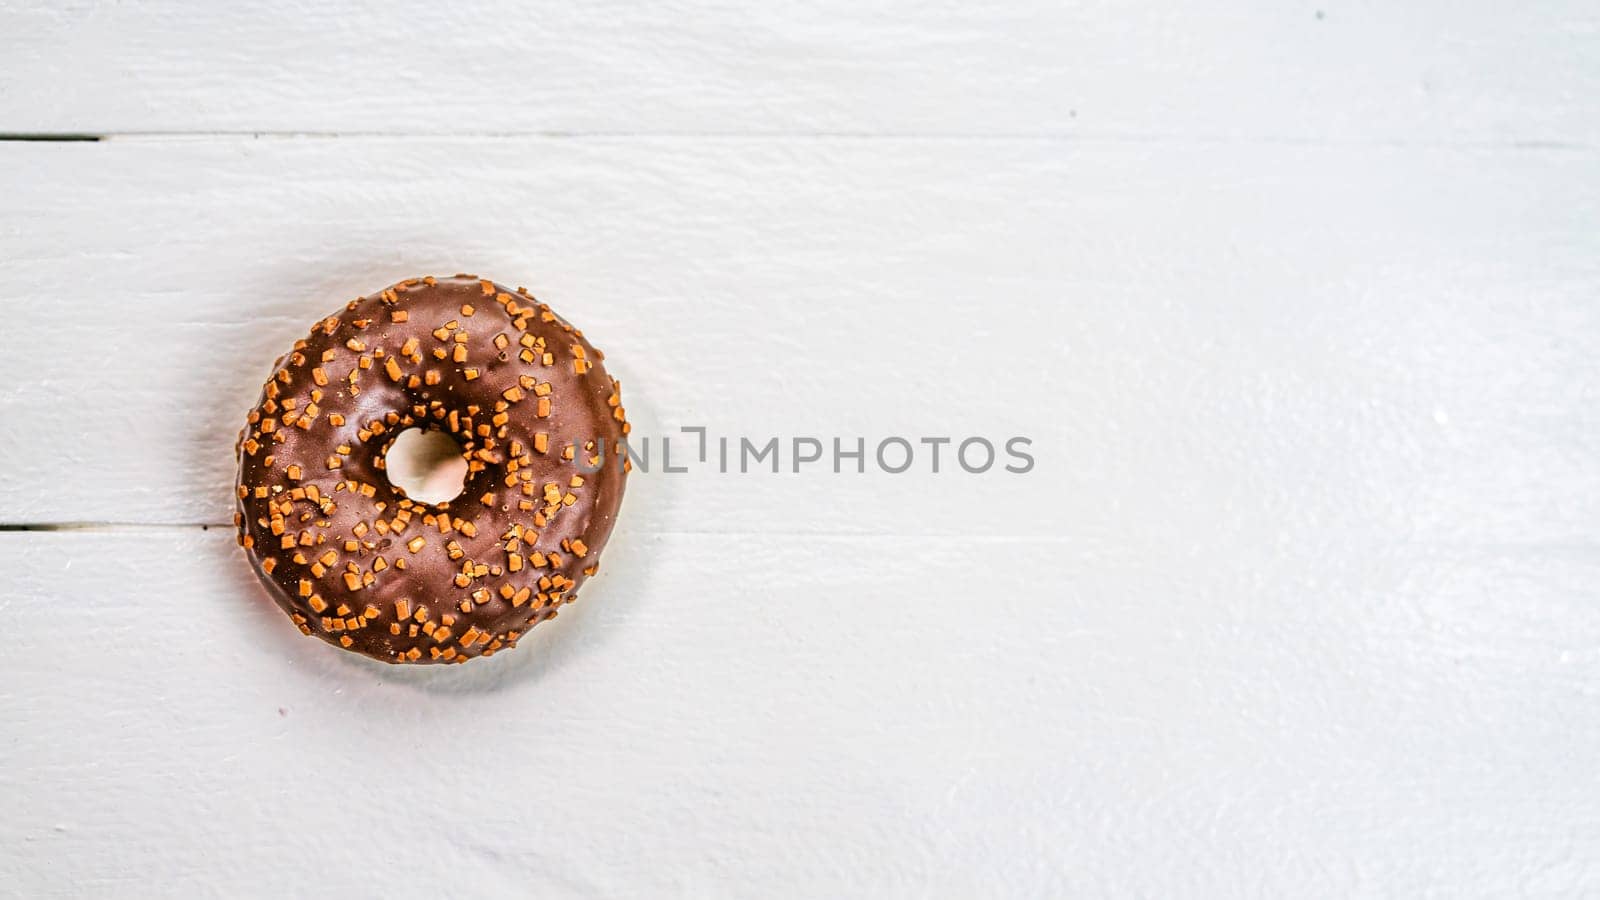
(2, 526, 1597, 894)
(0, 2, 1596, 142)
(2, 137, 1597, 549)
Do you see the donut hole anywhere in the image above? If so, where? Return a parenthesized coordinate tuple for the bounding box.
(383, 428, 469, 506)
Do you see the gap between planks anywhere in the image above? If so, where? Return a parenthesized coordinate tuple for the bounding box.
(0, 522, 1077, 542)
(0, 131, 1593, 153)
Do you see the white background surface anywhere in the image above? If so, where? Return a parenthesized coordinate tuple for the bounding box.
(2, 3, 1598, 897)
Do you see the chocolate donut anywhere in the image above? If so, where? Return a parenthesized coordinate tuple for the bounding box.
(234, 275, 630, 664)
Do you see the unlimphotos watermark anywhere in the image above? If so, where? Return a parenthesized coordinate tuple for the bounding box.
(576, 427, 1035, 475)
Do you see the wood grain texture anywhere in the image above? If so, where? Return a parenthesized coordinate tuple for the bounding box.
(2, 526, 1597, 896)
(0, 1, 1596, 143)
(3, 4, 1600, 892)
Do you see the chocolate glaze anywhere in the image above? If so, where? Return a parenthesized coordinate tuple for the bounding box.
(234, 276, 629, 664)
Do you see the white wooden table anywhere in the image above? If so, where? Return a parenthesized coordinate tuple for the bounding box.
(3, 3, 1598, 896)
